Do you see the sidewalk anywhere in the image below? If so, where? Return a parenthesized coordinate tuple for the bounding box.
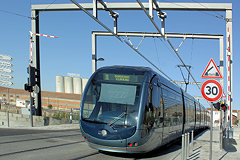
(186, 126, 240, 160)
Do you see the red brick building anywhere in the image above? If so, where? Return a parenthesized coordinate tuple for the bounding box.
(0, 86, 81, 111)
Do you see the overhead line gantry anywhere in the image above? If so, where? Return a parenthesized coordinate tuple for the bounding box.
(30, 1, 233, 137)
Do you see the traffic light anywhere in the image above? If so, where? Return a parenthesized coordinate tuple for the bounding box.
(24, 83, 33, 92)
(213, 102, 220, 110)
(27, 66, 36, 86)
(24, 66, 36, 92)
(221, 102, 227, 111)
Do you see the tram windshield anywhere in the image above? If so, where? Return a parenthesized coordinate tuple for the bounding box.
(82, 71, 144, 126)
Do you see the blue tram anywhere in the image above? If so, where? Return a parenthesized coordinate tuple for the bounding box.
(80, 66, 209, 153)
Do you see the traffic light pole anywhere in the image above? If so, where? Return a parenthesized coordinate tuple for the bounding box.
(31, 10, 42, 116)
(220, 109, 223, 150)
(210, 102, 213, 160)
(29, 92, 33, 127)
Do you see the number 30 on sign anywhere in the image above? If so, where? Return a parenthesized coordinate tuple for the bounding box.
(201, 79, 222, 102)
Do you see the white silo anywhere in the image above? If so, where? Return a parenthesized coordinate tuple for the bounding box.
(81, 78, 89, 93)
(56, 76, 64, 93)
(64, 76, 73, 94)
(73, 77, 82, 94)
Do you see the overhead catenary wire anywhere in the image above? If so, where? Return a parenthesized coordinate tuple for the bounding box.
(33, 0, 59, 19)
(69, 0, 179, 87)
(0, 9, 31, 19)
(160, 0, 227, 21)
(189, 0, 226, 21)
(136, 0, 164, 38)
(0, 0, 59, 20)
(153, 38, 162, 69)
(123, 38, 176, 84)
(70, 0, 122, 42)
(136, 0, 201, 91)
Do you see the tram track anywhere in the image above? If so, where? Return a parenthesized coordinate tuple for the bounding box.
(0, 132, 81, 145)
(0, 140, 85, 158)
(70, 151, 100, 160)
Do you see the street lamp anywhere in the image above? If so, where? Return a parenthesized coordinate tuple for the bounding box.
(96, 58, 104, 62)
(94, 57, 104, 72)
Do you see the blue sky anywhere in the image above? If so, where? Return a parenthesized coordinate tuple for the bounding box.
(0, 0, 239, 109)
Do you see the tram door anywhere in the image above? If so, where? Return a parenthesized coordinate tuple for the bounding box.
(151, 81, 164, 146)
(156, 84, 164, 146)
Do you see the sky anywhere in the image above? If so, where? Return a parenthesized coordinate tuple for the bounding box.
(0, 0, 239, 110)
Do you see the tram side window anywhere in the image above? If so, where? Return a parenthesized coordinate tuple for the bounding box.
(185, 98, 191, 125)
(162, 88, 170, 127)
(162, 88, 182, 126)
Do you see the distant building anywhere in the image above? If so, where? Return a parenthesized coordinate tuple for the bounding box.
(206, 108, 239, 126)
(0, 86, 81, 111)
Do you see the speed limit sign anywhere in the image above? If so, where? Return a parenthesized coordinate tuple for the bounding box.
(201, 79, 222, 102)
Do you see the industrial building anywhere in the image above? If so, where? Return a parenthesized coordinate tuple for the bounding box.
(0, 76, 89, 112)
(56, 76, 88, 95)
(0, 86, 81, 111)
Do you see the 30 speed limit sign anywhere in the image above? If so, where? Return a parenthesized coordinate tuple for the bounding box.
(201, 79, 222, 102)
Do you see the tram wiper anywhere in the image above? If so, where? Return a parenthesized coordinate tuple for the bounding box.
(108, 103, 128, 126)
(108, 111, 127, 126)
(83, 118, 107, 124)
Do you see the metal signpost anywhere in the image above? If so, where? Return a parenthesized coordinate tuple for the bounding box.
(201, 59, 223, 160)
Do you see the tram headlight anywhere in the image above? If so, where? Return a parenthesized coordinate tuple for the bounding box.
(101, 130, 107, 136)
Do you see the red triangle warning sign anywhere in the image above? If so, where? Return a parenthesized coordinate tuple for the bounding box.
(201, 58, 223, 79)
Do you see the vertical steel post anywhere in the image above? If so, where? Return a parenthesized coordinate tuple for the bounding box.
(93, 0, 98, 18)
(92, 33, 97, 73)
(210, 102, 213, 160)
(7, 111, 9, 127)
(149, 0, 153, 18)
(226, 10, 233, 138)
(187, 133, 190, 157)
(219, 36, 224, 148)
(191, 130, 194, 153)
(161, 16, 165, 36)
(30, 95, 33, 127)
(219, 36, 224, 88)
(182, 134, 185, 160)
(31, 10, 42, 116)
(220, 109, 223, 149)
(70, 108, 73, 123)
(114, 17, 118, 34)
(184, 133, 188, 159)
(7, 88, 9, 103)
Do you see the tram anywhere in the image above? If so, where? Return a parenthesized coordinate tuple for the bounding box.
(80, 66, 209, 153)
